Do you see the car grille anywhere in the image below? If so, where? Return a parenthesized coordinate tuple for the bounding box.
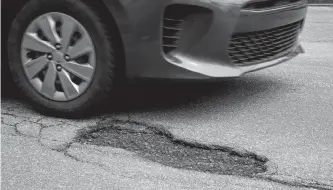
(162, 4, 213, 54)
(243, 0, 303, 10)
(228, 21, 302, 66)
(162, 17, 182, 53)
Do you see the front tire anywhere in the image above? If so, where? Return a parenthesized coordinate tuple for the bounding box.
(8, 0, 117, 118)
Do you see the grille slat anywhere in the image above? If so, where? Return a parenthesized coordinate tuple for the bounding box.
(243, 0, 303, 10)
(162, 18, 183, 53)
(163, 36, 181, 39)
(228, 21, 302, 66)
(164, 18, 184, 22)
(163, 26, 182, 31)
(163, 44, 178, 47)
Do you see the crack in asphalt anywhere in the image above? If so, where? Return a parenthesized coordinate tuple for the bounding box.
(63, 146, 112, 172)
(258, 176, 333, 190)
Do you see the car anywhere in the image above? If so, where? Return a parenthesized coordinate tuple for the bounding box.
(1, 0, 308, 117)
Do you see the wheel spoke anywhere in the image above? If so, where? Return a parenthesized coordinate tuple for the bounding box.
(68, 36, 93, 59)
(22, 33, 55, 52)
(36, 15, 61, 44)
(62, 61, 94, 82)
(60, 15, 76, 54)
(58, 69, 79, 99)
(40, 64, 57, 98)
(24, 56, 49, 79)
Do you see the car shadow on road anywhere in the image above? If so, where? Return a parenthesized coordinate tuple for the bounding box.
(111, 75, 288, 116)
(1, 74, 288, 117)
(1, 74, 23, 101)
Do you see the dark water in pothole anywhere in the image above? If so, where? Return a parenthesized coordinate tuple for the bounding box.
(76, 120, 267, 177)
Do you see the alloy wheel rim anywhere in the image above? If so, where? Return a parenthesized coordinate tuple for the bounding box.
(20, 12, 96, 101)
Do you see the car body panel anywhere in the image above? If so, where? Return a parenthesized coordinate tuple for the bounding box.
(99, 0, 307, 79)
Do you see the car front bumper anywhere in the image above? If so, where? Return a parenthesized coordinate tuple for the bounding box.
(116, 0, 308, 79)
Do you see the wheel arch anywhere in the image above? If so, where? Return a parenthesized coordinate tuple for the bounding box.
(80, 0, 128, 80)
(1, 0, 28, 65)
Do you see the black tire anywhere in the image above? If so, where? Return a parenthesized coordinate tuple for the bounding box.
(8, 0, 117, 118)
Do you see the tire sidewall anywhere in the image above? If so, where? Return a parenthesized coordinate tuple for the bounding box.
(8, 0, 114, 116)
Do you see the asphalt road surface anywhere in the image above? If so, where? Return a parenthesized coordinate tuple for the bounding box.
(117, 6, 333, 186)
(1, 6, 333, 189)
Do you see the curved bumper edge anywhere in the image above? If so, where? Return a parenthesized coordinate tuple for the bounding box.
(164, 42, 304, 79)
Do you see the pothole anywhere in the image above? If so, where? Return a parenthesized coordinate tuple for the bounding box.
(76, 119, 268, 177)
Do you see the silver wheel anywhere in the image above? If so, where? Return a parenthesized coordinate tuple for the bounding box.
(20, 12, 96, 101)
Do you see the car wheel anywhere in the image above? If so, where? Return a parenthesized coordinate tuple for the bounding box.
(8, 0, 117, 118)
